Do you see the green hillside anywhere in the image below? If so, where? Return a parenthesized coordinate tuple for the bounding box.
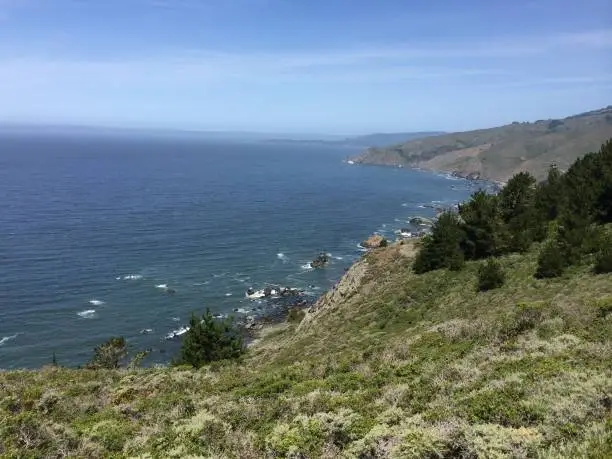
(1, 241, 611, 458)
(1, 142, 612, 458)
(352, 107, 612, 181)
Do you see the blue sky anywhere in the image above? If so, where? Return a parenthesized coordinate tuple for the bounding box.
(0, 0, 611, 134)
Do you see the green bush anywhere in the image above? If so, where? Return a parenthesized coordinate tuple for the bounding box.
(287, 308, 306, 324)
(477, 259, 505, 292)
(379, 238, 388, 248)
(593, 245, 612, 274)
(174, 309, 245, 368)
(535, 241, 565, 279)
(86, 337, 127, 369)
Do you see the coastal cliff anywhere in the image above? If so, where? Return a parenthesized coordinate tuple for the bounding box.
(351, 106, 612, 181)
(1, 237, 611, 457)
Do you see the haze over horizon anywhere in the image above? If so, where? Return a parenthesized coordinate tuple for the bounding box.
(0, 0, 611, 134)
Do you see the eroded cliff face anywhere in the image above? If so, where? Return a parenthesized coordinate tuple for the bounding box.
(298, 257, 369, 333)
(298, 240, 419, 333)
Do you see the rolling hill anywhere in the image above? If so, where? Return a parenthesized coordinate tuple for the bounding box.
(351, 106, 612, 181)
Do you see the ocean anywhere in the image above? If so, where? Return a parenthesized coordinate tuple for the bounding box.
(0, 133, 480, 368)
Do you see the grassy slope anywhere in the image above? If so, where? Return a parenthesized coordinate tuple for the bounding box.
(352, 107, 612, 181)
(1, 242, 611, 458)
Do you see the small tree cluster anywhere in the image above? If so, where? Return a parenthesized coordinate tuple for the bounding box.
(412, 139, 612, 280)
(86, 337, 127, 369)
(477, 259, 505, 292)
(175, 309, 245, 368)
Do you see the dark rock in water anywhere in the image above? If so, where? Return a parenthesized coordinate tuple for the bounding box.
(311, 252, 329, 269)
(166, 288, 176, 295)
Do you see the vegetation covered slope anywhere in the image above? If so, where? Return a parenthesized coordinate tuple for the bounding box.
(351, 106, 612, 181)
(1, 241, 611, 458)
(2, 141, 612, 458)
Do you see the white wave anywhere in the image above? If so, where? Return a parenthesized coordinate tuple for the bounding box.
(121, 274, 143, 280)
(89, 299, 105, 306)
(301, 263, 313, 270)
(225, 293, 233, 297)
(77, 310, 97, 319)
(401, 203, 408, 207)
(233, 308, 250, 314)
(246, 289, 266, 299)
(172, 317, 180, 322)
(0, 334, 19, 346)
(165, 326, 189, 340)
(334, 256, 344, 260)
(155, 284, 168, 289)
(277, 252, 289, 262)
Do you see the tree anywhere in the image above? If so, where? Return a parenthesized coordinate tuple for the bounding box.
(175, 309, 245, 368)
(413, 212, 465, 274)
(86, 337, 127, 369)
(498, 172, 544, 251)
(535, 242, 565, 279)
(535, 165, 564, 221)
(593, 234, 612, 274)
(477, 259, 505, 292)
(459, 190, 507, 259)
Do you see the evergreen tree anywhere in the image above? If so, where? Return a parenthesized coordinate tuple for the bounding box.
(86, 337, 127, 369)
(413, 212, 465, 274)
(498, 172, 544, 251)
(175, 309, 244, 368)
(459, 190, 507, 259)
(535, 165, 564, 221)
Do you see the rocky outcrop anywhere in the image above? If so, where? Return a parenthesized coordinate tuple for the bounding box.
(361, 235, 386, 249)
(310, 253, 329, 269)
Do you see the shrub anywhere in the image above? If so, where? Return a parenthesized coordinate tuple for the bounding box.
(174, 309, 245, 368)
(379, 238, 388, 248)
(287, 308, 306, 324)
(535, 242, 565, 279)
(593, 245, 612, 274)
(86, 337, 127, 369)
(477, 259, 505, 292)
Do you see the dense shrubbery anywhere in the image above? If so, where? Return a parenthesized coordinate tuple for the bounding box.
(174, 309, 245, 368)
(477, 259, 505, 291)
(414, 139, 612, 279)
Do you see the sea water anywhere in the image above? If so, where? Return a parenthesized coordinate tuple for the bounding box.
(0, 133, 480, 368)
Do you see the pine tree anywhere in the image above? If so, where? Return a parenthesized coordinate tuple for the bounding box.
(86, 337, 127, 369)
(459, 190, 507, 259)
(535, 165, 564, 221)
(413, 212, 465, 274)
(175, 309, 245, 368)
(498, 172, 543, 251)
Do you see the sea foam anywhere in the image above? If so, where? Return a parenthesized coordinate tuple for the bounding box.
(77, 310, 97, 319)
(0, 334, 19, 346)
